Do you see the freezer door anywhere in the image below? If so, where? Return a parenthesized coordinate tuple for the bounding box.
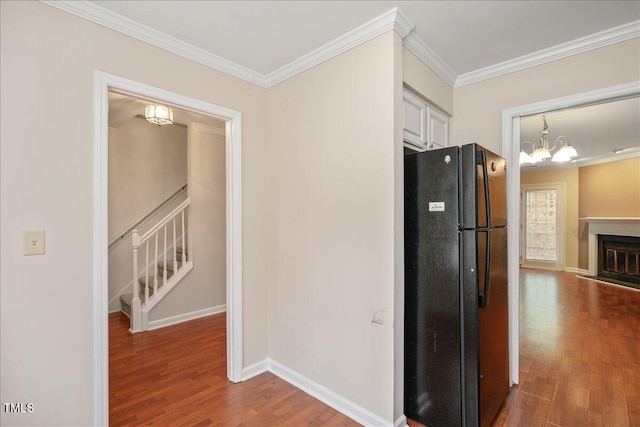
(404, 147, 463, 426)
(460, 144, 508, 229)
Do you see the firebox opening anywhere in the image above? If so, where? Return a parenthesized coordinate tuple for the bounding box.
(597, 234, 640, 288)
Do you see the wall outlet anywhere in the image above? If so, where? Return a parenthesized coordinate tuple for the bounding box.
(23, 230, 45, 256)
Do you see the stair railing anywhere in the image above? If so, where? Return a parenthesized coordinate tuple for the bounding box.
(131, 198, 190, 332)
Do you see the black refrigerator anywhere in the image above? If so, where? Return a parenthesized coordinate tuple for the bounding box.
(404, 143, 509, 427)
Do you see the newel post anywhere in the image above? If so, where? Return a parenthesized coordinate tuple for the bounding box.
(131, 229, 142, 332)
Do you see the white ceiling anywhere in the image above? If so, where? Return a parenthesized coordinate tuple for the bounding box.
(75, 1, 639, 167)
(108, 91, 225, 129)
(520, 97, 640, 170)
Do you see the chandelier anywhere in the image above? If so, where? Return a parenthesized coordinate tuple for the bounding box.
(145, 105, 174, 126)
(519, 115, 578, 165)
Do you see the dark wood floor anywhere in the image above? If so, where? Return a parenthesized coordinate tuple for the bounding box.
(493, 269, 640, 426)
(109, 312, 359, 426)
(409, 269, 640, 427)
(111, 269, 640, 426)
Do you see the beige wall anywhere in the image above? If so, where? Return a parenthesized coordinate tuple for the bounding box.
(520, 158, 640, 272)
(0, 2, 267, 425)
(402, 47, 454, 115)
(108, 118, 188, 241)
(452, 38, 640, 155)
(577, 157, 640, 268)
(2, 1, 639, 426)
(521, 167, 580, 270)
(266, 31, 398, 422)
(107, 118, 189, 311)
(148, 125, 227, 321)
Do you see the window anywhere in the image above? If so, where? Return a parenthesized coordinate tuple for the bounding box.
(520, 183, 565, 270)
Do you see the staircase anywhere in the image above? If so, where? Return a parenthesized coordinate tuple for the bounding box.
(120, 246, 187, 317)
(120, 198, 193, 332)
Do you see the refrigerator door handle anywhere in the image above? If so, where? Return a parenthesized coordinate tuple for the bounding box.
(478, 230, 491, 309)
(476, 150, 491, 228)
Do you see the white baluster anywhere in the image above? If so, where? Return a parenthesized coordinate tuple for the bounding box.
(144, 240, 149, 304)
(131, 230, 141, 332)
(181, 210, 186, 265)
(163, 225, 168, 286)
(173, 218, 178, 274)
(153, 232, 158, 297)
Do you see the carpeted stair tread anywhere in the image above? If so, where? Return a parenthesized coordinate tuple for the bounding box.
(157, 260, 183, 272)
(120, 247, 188, 317)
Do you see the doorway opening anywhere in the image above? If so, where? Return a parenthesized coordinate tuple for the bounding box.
(501, 81, 640, 387)
(93, 71, 243, 425)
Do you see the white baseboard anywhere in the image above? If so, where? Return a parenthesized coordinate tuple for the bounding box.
(147, 304, 226, 331)
(242, 359, 269, 381)
(394, 415, 408, 427)
(565, 266, 587, 274)
(268, 358, 393, 427)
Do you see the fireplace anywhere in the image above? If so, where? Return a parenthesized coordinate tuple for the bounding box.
(585, 217, 640, 289)
(598, 234, 640, 286)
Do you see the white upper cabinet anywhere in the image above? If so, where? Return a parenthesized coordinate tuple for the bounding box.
(403, 88, 449, 152)
(403, 89, 427, 149)
(427, 107, 449, 150)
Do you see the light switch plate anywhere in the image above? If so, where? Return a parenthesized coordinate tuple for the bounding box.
(24, 230, 45, 255)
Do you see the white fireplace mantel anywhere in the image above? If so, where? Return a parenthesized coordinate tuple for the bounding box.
(584, 217, 640, 276)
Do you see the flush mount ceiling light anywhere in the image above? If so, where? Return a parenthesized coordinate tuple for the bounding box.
(145, 105, 173, 126)
(519, 115, 578, 166)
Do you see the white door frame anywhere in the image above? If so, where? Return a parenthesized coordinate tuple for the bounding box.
(93, 71, 243, 425)
(501, 81, 639, 386)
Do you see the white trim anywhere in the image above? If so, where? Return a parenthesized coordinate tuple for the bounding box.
(108, 234, 187, 312)
(190, 122, 226, 136)
(394, 415, 408, 427)
(565, 267, 587, 275)
(264, 7, 412, 87)
(93, 66, 109, 427)
(456, 20, 640, 87)
(226, 116, 244, 383)
(576, 151, 640, 168)
(241, 358, 404, 425)
(147, 304, 226, 331)
(402, 32, 457, 87)
(501, 80, 640, 389)
(140, 262, 193, 313)
(94, 71, 244, 425)
(43, 1, 264, 86)
(45, 2, 413, 89)
(268, 359, 394, 427)
(242, 359, 269, 381)
(42, 2, 639, 89)
(584, 217, 640, 276)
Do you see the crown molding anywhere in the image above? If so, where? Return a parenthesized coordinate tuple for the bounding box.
(455, 20, 640, 88)
(402, 32, 458, 87)
(190, 123, 226, 136)
(576, 150, 640, 168)
(42, 1, 414, 89)
(41, 1, 266, 87)
(40, 1, 639, 90)
(264, 7, 414, 87)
